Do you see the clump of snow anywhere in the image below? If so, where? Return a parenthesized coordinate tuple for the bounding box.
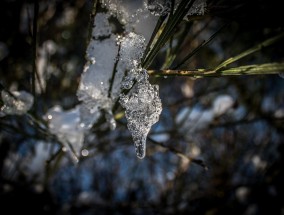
(45, 105, 84, 162)
(118, 32, 146, 92)
(120, 70, 162, 159)
(77, 34, 118, 129)
(0, 90, 34, 117)
(92, 13, 112, 39)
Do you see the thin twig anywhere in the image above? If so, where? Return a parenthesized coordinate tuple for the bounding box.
(173, 22, 228, 69)
(32, 0, 39, 111)
(148, 137, 208, 170)
(142, 0, 197, 69)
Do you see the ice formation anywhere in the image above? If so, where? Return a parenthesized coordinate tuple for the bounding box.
(45, 105, 85, 162)
(147, 0, 172, 16)
(146, 0, 207, 17)
(77, 11, 119, 130)
(120, 70, 162, 159)
(118, 32, 146, 91)
(0, 90, 34, 117)
(76, 1, 163, 159)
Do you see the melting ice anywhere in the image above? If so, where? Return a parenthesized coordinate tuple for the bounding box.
(120, 70, 162, 159)
(0, 90, 34, 117)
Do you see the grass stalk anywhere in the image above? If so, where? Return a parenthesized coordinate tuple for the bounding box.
(148, 63, 284, 77)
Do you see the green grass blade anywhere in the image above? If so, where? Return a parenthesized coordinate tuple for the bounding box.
(142, 15, 167, 63)
(214, 32, 284, 71)
(148, 63, 284, 77)
(173, 23, 228, 69)
(142, 0, 197, 69)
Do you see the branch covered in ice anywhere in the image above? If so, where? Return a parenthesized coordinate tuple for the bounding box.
(0, 90, 34, 117)
(76, 1, 163, 159)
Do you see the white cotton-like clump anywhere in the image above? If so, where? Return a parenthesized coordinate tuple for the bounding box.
(0, 90, 33, 117)
(120, 70, 162, 159)
(212, 94, 234, 116)
(92, 13, 112, 39)
(45, 105, 84, 162)
(279, 72, 284, 79)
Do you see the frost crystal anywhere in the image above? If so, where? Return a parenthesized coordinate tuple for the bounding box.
(0, 90, 33, 117)
(120, 70, 162, 159)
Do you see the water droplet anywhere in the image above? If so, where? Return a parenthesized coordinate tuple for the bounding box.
(81, 149, 89, 157)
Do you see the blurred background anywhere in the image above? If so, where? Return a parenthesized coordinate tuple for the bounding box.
(0, 0, 284, 214)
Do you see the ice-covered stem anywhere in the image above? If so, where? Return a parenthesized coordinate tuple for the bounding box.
(148, 63, 284, 77)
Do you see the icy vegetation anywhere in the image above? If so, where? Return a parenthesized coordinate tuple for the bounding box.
(0, 90, 34, 117)
(0, 0, 208, 159)
(76, 0, 172, 159)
